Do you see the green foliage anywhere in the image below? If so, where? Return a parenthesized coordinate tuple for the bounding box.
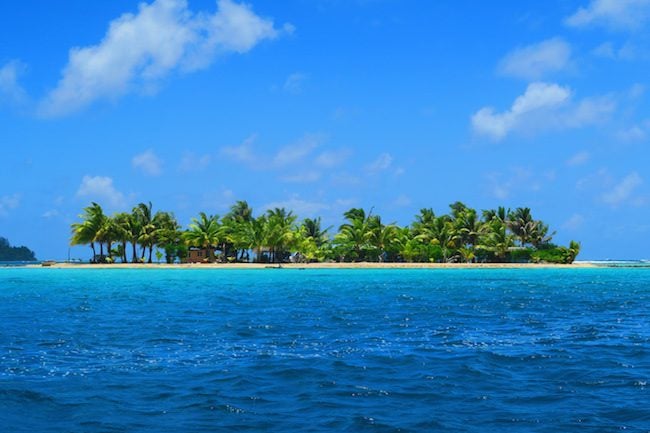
(69, 200, 578, 265)
(531, 247, 572, 264)
(0, 237, 37, 261)
(508, 248, 534, 263)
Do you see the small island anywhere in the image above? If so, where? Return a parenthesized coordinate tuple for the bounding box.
(0, 237, 37, 261)
(69, 201, 580, 265)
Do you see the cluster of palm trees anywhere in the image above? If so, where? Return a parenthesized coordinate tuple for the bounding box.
(70, 200, 580, 264)
(71, 202, 183, 263)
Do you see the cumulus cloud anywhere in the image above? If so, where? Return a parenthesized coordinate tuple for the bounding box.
(499, 38, 572, 80)
(0, 61, 27, 105)
(38, 0, 285, 117)
(76, 175, 126, 208)
(132, 149, 163, 176)
(565, 0, 650, 30)
(602, 172, 643, 205)
(0, 194, 21, 217)
(471, 82, 615, 140)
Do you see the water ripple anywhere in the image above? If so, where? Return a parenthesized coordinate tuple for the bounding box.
(1, 268, 650, 432)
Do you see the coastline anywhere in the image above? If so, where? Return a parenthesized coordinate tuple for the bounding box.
(23, 262, 599, 270)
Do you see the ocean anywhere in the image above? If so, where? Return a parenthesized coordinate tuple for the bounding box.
(1, 268, 649, 432)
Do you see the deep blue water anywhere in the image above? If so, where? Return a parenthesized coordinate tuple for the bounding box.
(1, 268, 649, 432)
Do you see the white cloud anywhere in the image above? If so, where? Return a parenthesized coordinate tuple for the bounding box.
(485, 167, 549, 200)
(566, 96, 616, 127)
(0, 194, 21, 217)
(76, 175, 126, 208)
(179, 152, 212, 172)
(132, 149, 163, 176)
(616, 124, 648, 141)
(38, 0, 285, 117)
(280, 171, 321, 183)
(42, 210, 60, 219)
(283, 72, 307, 94)
(365, 152, 393, 173)
(567, 151, 591, 166)
(471, 82, 614, 140)
(199, 187, 236, 212)
(602, 172, 643, 205)
(562, 214, 585, 230)
(221, 134, 258, 164)
(314, 149, 350, 168)
(262, 197, 330, 217)
(592, 41, 639, 60)
(499, 38, 572, 80)
(0, 61, 27, 105)
(330, 172, 361, 186)
(273, 134, 323, 166)
(566, 0, 650, 30)
(393, 194, 412, 207)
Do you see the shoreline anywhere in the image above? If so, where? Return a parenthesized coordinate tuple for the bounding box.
(23, 262, 600, 270)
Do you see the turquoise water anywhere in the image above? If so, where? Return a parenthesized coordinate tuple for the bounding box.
(1, 268, 649, 432)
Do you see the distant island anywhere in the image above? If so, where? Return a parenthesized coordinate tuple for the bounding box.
(70, 201, 580, 265)
(0, 237, 37, 261)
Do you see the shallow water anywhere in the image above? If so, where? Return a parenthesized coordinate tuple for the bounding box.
(1, 268, 649, 432)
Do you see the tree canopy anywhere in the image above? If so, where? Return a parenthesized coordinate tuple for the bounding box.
(69, 201, 580, 264)
(0, 237, 37, 261)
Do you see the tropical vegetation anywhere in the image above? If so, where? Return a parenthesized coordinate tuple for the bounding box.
(0, 236, 37, 261)
(70, 201, 580, 264)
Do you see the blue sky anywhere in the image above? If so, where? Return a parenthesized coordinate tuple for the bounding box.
(1, 0, 650, 260)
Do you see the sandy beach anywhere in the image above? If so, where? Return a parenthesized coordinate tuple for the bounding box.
(29, 262, 599, 270)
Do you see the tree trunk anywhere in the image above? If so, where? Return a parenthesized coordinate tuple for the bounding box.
(90, 242, 96, 263)
(132, 242, 138, 263)
(148, 245, 153, 263)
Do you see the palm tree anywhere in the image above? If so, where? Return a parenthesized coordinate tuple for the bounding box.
(479, 219, 514, 262)
(70, 202, 106, 262)
(567, 240, 581, 263)
(111, 212, 131, 263)
(133, 202, 157, 263)
(507, 207, 536, 247)
(153, 211, 181, 263)
(366, 215, 400, 262)
(185, 212, 220, 262)
(264, 208, 297, 263)
(240, 215, 267, 262)
(96, 216, 120, 262)
(454, 207, 482, 253)
(302, 217, 331, 247)
(222, 200, 255, 261)
(335, 208, 375, 261)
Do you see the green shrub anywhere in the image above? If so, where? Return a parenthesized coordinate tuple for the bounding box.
(531, 247, 571, 264)
(508, 248, 534, 263)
